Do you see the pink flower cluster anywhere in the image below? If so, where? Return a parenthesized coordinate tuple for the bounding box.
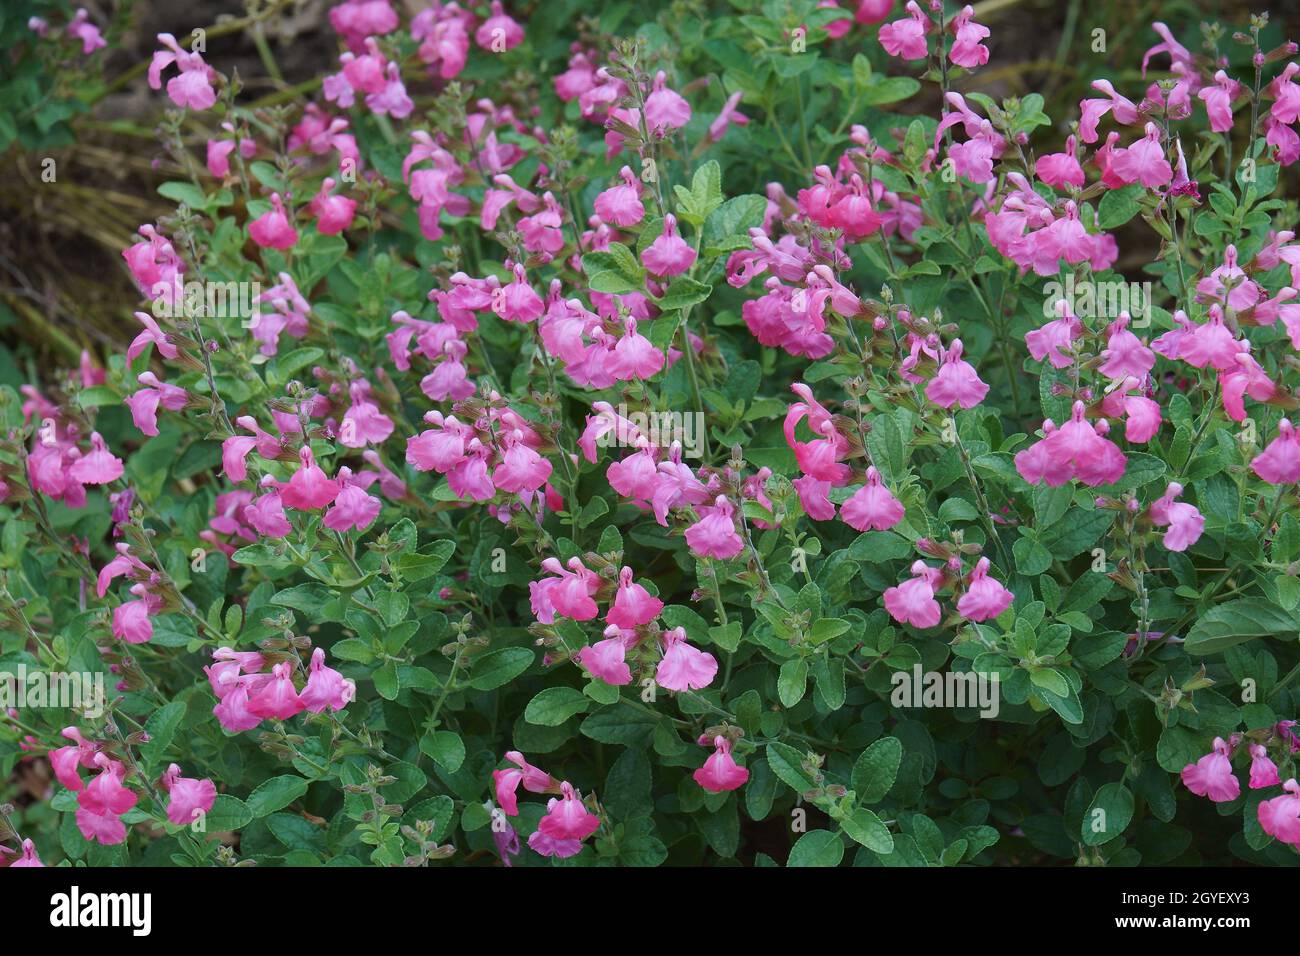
(205, 646, 355, 733)
(491, 751, 600, 861)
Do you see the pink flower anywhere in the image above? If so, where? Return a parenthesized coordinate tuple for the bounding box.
(68, 432, 124, 485)
(1248, 744, 1281, 790)
(948, 5, 990, 69)
(1180, 737, 1240, 803)
(644, 70, 691, 135)
(475, 1, 525, 51)
(1148, 482, 1204, 552)
(247, 661, 304, 721)
(493, 431, 553, 494)
(708, 90, 750, 142)
(1258, 778, 1300, 846)
(49, 727, 99, 791)
(67, 8, 106, 54)
(693, 736, 750, 793)
(112, 599, 154, 644)
(280, 447, 340, 510)
(956, 557, 1013, 622)
(148, 33, 217, 110)
(641, 214, 696, 277)
(8, 838, 43, 867)
(1079, 79, 1140, 144)
(310, 177, 357, 235)
(1097, 314, 1155, 381)
(608, 319, 664, 381)
(607, 567, 664, 628)
(1035, 135, 1085, 189)
(493, 751, 555, 816)
(161, 764, 217, 827)
(1253, 419, 1300, 485)
(793, 475, 835, 521)
(1198, 70, 1243, 133)
(840, 466, 905, 532)
(1195, 246, 1260, 312)
(593, 166, 645, 227)
(322, 469, 381, 533)
(1026, 300, 1084, 368)
(124, 372, 188, 437)
(249, 193, 299, 250)
(76, 757, 139, 845)
(527, 829, 584, 858)
(884, 560, 943, 629)
(298, 647, 357, 713)
(578, 628, 635, 686)
(925, 339, 989, 409)
(685, 496, 745, 560)
(499, 264, 545, 322)
(1014, 402, 1127, 487)
(856, 0, 894, 24)
(537, 781, 601, 841)
(1099, 377, 1162, 443)
(879, 1, 929, 60)
(531, 557, 600, 623)
(656, 626, 718, 691)
(1109, 123, 1173, 188)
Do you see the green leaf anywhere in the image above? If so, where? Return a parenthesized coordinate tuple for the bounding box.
(1081, 782, 1134, 846)
(524, 686, 590, 725)
(419, 730, 466, 772)
(139, 701, 185, 771)
(246, 775, 309, 818)
(205, 794, 253, 831)
(1184, 599, 1297, 655)
(766, 742, 817, 794)
(851, 736, 902, 803)
(787, 829, 844, 866)
(1098, 184, 1144, 229)
(841, 807, 894, 853)
(777, 659, 808, 707)
(469, 647, 535, 690)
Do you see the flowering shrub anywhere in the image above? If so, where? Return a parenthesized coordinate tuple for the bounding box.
(3, 0, 1300, 868)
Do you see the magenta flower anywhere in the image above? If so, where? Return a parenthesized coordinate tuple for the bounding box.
(644, 70, 691, 135)
(642, 214, 696, 277)
(685, 496, 745, 560)
(956, 557, 1013, 622)
(1148, 482, 1204, 553)
(280, 447, 340, 511)
(1248, 744, 1282, 790)
(1180, 737, 1240, 803)
(1252, 420, 1300, 485)
(298, 647, 357, 713)
(879, 1, 928, 60)
(148, 33, 217, 110)
(8, 839, 44, 867)
(606, 567, 664, 629)
(248, 193, 299, 250)
(161, 764, 217, 827)
(578, 628, 635, 686)
(884, 560, 943, 629)
(840, 467, 905, 532)
(1015, 402, 1127, 487)
(948, 5, 990, 69)
(656, 626, 718, 691)
(1258, 779, 1300, 847)
(925, 339, 989, 410)
(694, 736, 750, 793)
